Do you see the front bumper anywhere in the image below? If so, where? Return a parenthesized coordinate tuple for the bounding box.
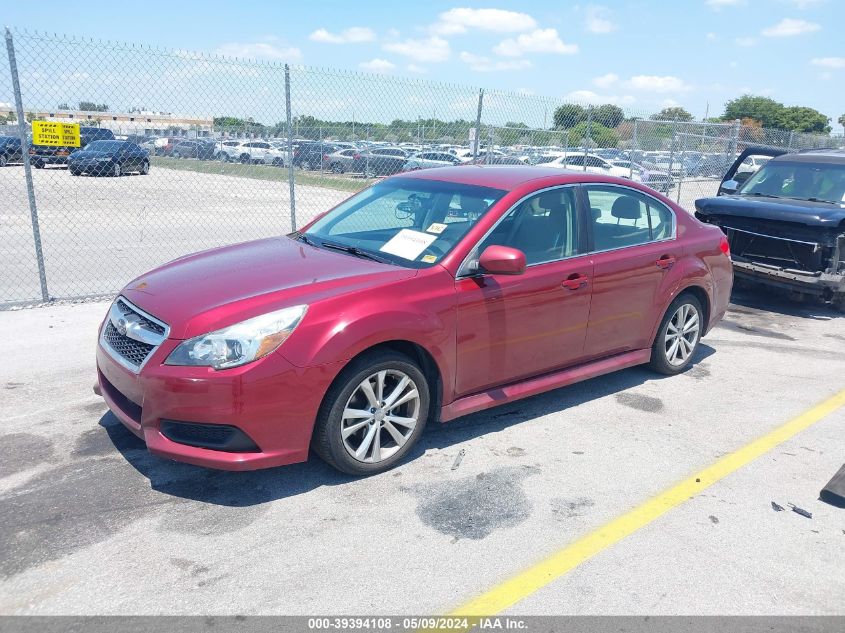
(70, 160, 112, 173)
(732, 257, 845, 298)
(96, 334, 341, 471)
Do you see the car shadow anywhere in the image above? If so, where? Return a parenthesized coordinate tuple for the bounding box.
(729, 286, 841, 320)
(101, 344, 715, 507)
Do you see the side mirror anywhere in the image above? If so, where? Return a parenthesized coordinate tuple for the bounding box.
(718, 179, 739, 195)
(475, 245, 526, 275)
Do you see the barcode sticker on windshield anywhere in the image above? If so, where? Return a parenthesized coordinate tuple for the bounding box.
(379, 229, 437, 260)
(426, 223, 448, 234)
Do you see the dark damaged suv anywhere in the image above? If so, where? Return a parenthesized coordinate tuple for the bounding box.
(695, 148, 845, 310)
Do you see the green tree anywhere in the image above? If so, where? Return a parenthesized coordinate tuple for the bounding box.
(651, 106, 693, 122)
(780, 106, 831, 134)
(78, 101, 108, 112)
(723, 95, 783, 128)
(553, 103, 587, 129)
(839, 113, 845, 136)
(592, 104, 625, 128)
(567, 121, 619, 148)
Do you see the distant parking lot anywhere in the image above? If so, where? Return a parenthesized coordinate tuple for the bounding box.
(0, 159, 719, 306)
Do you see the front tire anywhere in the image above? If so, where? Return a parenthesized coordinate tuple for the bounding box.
(112, 162, 122, 177)
(648, 293, 703, 375)
(312, 350, 430, 475)
(140, 160, 150, 175)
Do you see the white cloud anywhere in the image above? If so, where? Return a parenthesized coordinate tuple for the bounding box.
(0, 101, 12, 109)
(459, 51, 532, 72)
(358, 58, 395, 73)
(784, 0, 824, 8)
(811, 56, 845, 68)
(624, 75, 691, 93)
(564, 89, 635, 106)
(309, 27, 375, 44)
(406, 64, 428, 74)
(735, 36, 756, 46)
(661, 98, 681, 108)
(705, 32, 718, 40)
(593, 72, 619, 89)
(706, 0, 745, 9)
(585, 5, 618, 34)
(383, 36, 451, 62)
(761, 18, 820, 36)
(215, 40, 301, 61)
(431, 8, 537, 35)
(494, 29, 578, 57)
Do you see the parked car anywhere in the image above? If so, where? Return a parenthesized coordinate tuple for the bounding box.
(170, 139, 217, 160)
(293, 142, 339, 170)
(466, 156, 527, 166)
(30, 127, 115, 168)
(68, 140, 150, 177)
(0, 135, 23, 167)
(545, 153, 636, 180)
(325, 148, 359, 173)
(610, 160, 672, 193)
(403, 151, 463, 170)
(350, 147, 410, 177)
(695, 147, 845, 310)
(96, 166, 731, 475)
(228, 140, 289, 166)
(153, 137, 185, 157)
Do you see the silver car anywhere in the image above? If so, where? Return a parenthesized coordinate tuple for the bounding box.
(325, 148, 359, 174)
(403, 151, 462, 171)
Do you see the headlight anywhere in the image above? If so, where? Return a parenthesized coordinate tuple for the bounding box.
(96, 157, 111, 162)
(165, 305, 307, 370)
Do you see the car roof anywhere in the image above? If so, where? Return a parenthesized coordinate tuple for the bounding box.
(395, 165, 595, 189)
(772, 149, 845, 165)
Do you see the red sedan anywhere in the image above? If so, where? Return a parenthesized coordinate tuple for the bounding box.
(96, 166, 732, 475)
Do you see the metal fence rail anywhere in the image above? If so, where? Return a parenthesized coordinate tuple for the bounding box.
(1, 27, 842, 308)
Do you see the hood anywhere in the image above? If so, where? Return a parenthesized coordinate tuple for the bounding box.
(121, 236, 417, 339)
(70, 149, 115, 160)
(695, 195, 845, 227)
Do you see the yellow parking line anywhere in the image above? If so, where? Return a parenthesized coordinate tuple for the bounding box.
(450, 387, 845, 617)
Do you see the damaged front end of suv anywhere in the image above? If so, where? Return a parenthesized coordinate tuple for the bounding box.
(695, 148, 845, 310)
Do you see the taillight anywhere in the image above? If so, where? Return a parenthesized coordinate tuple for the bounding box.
(323, 154, 330, 161)
(719, 235, 730, 256)
(353, 153, 361, 160)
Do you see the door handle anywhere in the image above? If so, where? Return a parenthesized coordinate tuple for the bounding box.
(562, 274, 589, 290)
(656, 255, 676, 270)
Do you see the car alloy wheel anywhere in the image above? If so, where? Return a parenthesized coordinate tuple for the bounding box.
(112, 162, 122, 177)
(140, 160, 150, 175)
(663, 303, 700, 367)
(331, 163, 343, 174)
(302, 160, 312, 170)
(0, 154, 7, 167)
(341, 369, 420, 464)
(240, 154, 250, 164)
(172, 151, 181, 159)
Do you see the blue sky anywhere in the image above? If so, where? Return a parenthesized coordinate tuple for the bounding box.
(3, 0, 844, 124)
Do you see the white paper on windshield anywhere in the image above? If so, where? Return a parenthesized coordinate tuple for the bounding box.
(379, 229, 437, 260)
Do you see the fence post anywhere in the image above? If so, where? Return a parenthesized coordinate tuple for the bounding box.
(5, 27, 48, 302)
(667, 116, 677, 193)
(486, 126, 493, 164)
(582, 106, 593, 171)
(284, 64, 296, 232)
(676, 121, 687, 204)
(629, 119, 638, 179)
(473, 89, 484, 161)
(788, 129, 795, 151)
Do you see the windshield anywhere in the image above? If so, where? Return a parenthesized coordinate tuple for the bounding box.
(738, 160, 845, 204)
(303, 178, 506, 268)
(85, 140, 124, 152)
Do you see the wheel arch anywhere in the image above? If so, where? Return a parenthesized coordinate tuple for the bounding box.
(317, 339, 444, 427)
(649, 281, 713, 345)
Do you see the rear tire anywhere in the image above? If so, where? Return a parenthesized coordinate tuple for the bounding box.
(239, 154, 250, 164)
(112, 162, 122, 177)
(33, 160, 44, 169)
(312, 350, 430, 476)
(648, 293, 704, 375)
(0, 154, 7, 167)
(140, 160, 150, 175)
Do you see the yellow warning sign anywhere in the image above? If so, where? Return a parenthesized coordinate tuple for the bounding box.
(32, 121, 81, 147)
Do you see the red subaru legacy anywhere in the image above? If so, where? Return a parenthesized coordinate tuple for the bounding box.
(96, 166, 732, 475)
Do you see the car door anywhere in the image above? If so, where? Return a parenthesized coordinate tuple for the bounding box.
(582, 184, 679, 358)
(718, 147, 786, 195)
(454, 185, 594, 396)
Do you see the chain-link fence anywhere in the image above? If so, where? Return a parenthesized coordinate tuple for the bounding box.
(2, 28, 843, 307)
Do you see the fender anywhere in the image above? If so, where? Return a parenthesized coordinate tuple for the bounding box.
(648, 254, 714, 344)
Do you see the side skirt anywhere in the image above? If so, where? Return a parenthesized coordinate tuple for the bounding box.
(439, 349, 652, 422)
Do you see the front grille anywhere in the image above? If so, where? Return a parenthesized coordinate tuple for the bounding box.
(103, 322, 155, 367)
(115, 298, 165, 335)
(100, 297, 169, 371)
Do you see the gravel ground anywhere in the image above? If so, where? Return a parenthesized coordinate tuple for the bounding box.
(0, 287, 842, 615)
